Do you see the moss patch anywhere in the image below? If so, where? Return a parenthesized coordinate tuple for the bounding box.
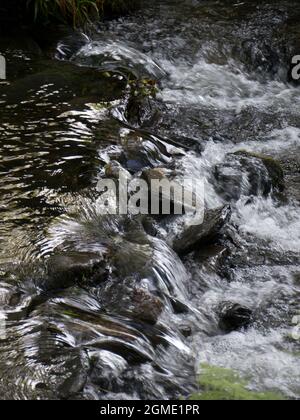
(190, 364, 286, 401)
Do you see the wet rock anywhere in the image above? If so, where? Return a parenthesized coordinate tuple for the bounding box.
(178, 323, 192, 338)
(101, 277, 164, 324)
(142, 167, 171, 183)
(168, 135, 204, 155)
(142, 167, 197, 217)
(169, 297, 190, 314)
(235, 151, 285, 193)
(214, 151, 285, 201)
(130, 286, 164, 323)
(90, 350, 128, 390)
(218, 302, 253, 333)
(171, 206, 231, 256)
(194, 244, 230, 275)
(141, 216, 159, 237)
(228, 107, 284, 144)
(278, 148, 300, 203)
(55, 351, 89, 399)
(0, 312, 90, 400)
(46, 252, 109, 290)
(236, 38, 282, 76)
(105, 160, 132, 181)
(120, 131, 176, 173)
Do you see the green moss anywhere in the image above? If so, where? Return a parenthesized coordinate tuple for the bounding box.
(190, 364, 286, 401)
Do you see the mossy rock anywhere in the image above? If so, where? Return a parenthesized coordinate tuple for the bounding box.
(190, 364, 286, 401)
(214, 150, 285, 202)
(234, 151, 285, 193)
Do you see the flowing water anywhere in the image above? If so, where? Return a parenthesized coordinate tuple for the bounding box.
(0, 0, 300, 399)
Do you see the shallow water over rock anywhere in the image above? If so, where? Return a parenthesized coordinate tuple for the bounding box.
(0, 0, 300, 400)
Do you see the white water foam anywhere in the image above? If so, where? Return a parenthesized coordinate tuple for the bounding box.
(160, 58, 300, 111)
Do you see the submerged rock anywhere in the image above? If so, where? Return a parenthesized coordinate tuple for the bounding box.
(90, 350, 128, 390)
(101, 277, 164, 325)
(218, 302, 253, 333)
(119, 130, 179, 173)
(46, 252, 109, 290)
(72, 40, 165, 80)
(171, 206, 231, 256)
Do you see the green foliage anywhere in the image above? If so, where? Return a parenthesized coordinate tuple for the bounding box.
(129, 78, 159, 99)
(26, 0, 139, 26)
(190, 364, 286, 401)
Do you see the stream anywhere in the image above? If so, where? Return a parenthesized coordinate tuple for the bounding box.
(0, 0, 299, 400)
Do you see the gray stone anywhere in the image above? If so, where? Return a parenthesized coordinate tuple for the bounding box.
(171, 206, 231, 255)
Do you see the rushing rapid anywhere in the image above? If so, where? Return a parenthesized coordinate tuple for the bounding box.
(0, 0, 299, 399)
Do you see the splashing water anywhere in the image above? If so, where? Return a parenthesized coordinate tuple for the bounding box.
(0, 0, 300, 400)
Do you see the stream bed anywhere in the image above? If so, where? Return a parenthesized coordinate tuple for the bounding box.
(0, 0, 299, 400)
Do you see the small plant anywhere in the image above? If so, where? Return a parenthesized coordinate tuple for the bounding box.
(27, 0, 139, 27)
(128, 78, 159, 99)
(27, 0, 103, 26)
